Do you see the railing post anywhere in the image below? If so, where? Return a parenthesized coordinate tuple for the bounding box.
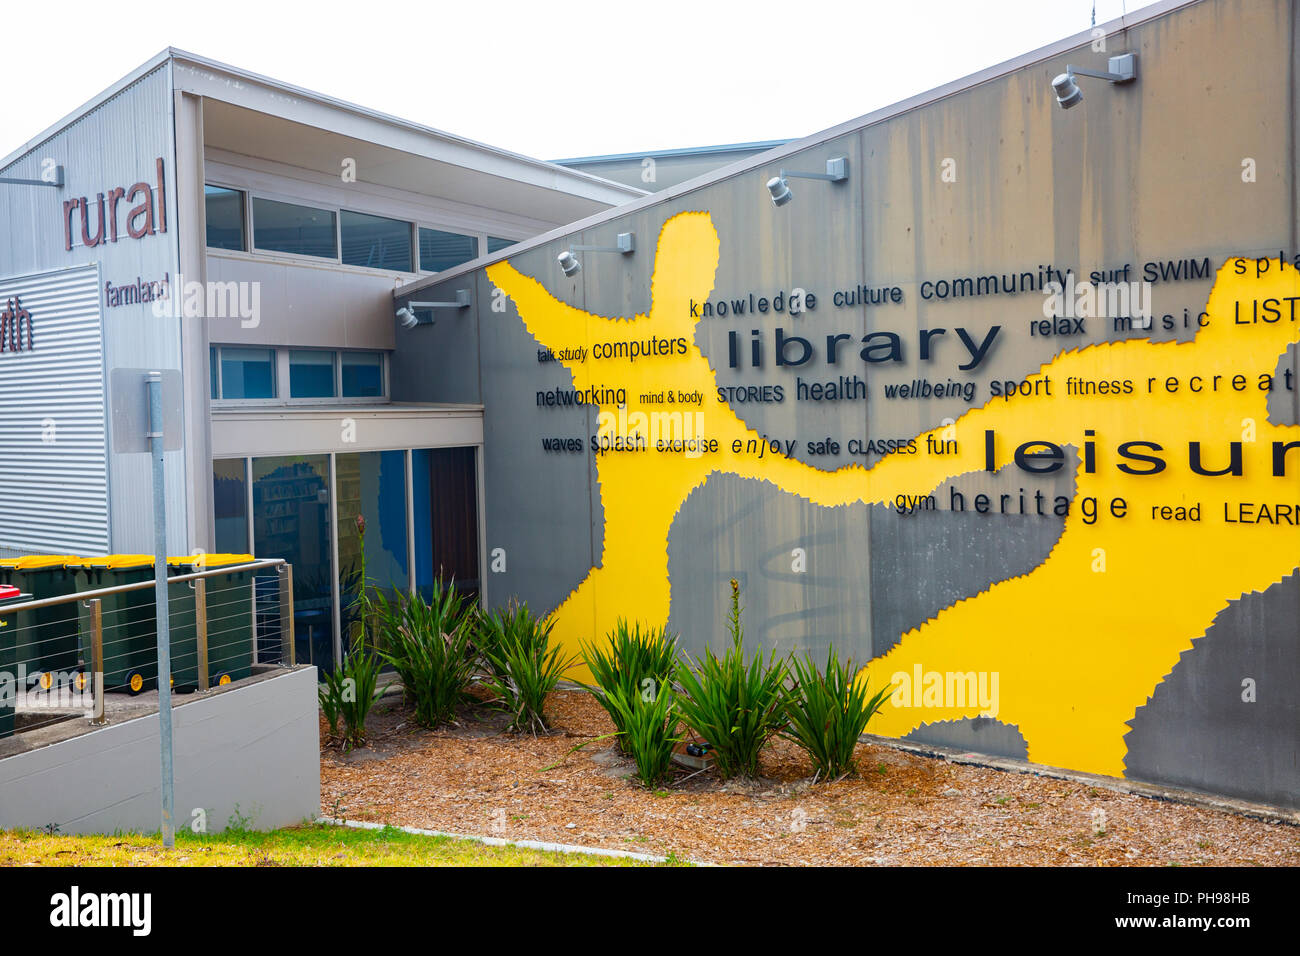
(278, 563, 295, 667)
(194, 578, 209, 691)
(86, 598, 105, 724)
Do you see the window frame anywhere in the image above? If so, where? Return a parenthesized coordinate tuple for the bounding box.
(211, 345, 389, 407)
(415, 224, 482, 275)
(339, 207, 415, 273)
(210, 344, 281, 405)
(203, 183, 250, 253)
(248, 195, 342, 263)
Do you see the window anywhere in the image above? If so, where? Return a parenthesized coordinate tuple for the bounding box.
(289, 350, 336, 398)
(250, 455, 334, 672)
(211, 347, 386, 402)
(218, 347, 276, 399)
(252, 197, 337, 259)
(342, 351, 384, 397)
(419, 227, 478, 272)
(212, 458, 249, 553)
(205, 186, 245, 251)
(487, 237, 516, 254)
(341, 210, 412, 271)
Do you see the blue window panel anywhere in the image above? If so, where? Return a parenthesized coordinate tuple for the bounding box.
(289, 351, 336, 398)
(252, 198, 337, 259)
(205, 186, 245, 251)
(341, 352, 384, 397)
(419, 227, 477, 272)
(341, 210, 412, 271)
(220, 347, 275, 399)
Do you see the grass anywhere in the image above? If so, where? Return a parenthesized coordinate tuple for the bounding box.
(0, 822, 686, 867)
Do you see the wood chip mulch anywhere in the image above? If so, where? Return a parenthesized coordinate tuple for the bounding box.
(319, 690, 1299, 866)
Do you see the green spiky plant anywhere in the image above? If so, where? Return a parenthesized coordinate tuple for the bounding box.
(478, 602, 575, 734)
(327, 514, 390, 749)
(580, 620, 680, 755)
(372, 578, 477, 728)
(604, 678, 681, 787)
(782, 647, 894, 781)
(673, 579, 788, 779)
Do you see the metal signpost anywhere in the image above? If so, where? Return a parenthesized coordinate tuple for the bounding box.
(111, 368, 183, 849)
(146, 371, 175, 848)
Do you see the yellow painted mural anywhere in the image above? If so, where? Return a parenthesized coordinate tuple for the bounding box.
(486, 211, 1300, 779)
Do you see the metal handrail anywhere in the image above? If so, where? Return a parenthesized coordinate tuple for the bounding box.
(0, 558, 287, 614)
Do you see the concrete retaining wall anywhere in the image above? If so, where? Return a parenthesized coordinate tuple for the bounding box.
(0, 667, 319, 834)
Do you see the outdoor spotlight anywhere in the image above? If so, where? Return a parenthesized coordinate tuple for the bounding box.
(766, 157, 848, 207)
(767, 176, 793, 206)
(557, 233, 634, 275)
(558, 250, 582, 276)
(1052, 53, 1137, 110)
(1052, 73, 1083, 109)
(396, 289, 471, 328)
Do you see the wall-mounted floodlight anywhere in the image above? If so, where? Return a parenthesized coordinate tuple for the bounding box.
(1052, 53, 1137, 109)
(396, 288, 471, 328)
(556, 233, 635, 275)
(766, 157, 848, 207)
(557, 250, 582, 276)
(0, 165, 64, 189)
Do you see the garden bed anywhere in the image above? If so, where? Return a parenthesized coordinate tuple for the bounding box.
(319, 690, 1300, 867)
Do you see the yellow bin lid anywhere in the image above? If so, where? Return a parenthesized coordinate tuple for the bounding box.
(11, 555, 81, 570)
(67, 554, 156, 570)
(166, 553, 254, 569)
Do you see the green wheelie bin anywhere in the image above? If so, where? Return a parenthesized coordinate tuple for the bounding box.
(0, 556, 83, 691)
(66, 555, 159, 695)
(0, 585, 33, 738)
(167, 553, 255, 689)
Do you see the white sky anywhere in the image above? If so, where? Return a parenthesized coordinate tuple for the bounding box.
(3, 0, 1161, 163)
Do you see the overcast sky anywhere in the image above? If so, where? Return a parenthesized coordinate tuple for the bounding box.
(3, 0, 1160, 163)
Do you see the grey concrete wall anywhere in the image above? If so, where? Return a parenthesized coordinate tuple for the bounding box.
(0, 668, 320, 834)
(396, 0, 1300, 808)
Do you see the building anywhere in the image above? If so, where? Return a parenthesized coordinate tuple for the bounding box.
(0, 49, 643, 669)
(1, 0, 1296, 809)
(393, 0, 1299, 809)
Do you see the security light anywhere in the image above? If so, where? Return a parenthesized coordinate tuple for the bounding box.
(556, 233, 635, 275)
(767, 177, 793, 206)
(396, 289, 471, 328)
(558, 250, 582, 276)
(766, 157, 848, 206)
(1052, 53, 1137, 110)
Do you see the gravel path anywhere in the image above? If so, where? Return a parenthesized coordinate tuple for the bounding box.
(319, 690, 1299, 866)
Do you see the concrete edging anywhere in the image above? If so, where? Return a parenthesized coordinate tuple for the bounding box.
(864, 734, 1300, 826)
(316, 815, 713, 865)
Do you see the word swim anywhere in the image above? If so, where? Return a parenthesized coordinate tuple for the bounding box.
(727, 325, 1001, 371)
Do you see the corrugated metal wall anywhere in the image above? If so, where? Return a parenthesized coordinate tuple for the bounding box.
(0, 264, 108, 554)
(0, 63, 186, 554)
